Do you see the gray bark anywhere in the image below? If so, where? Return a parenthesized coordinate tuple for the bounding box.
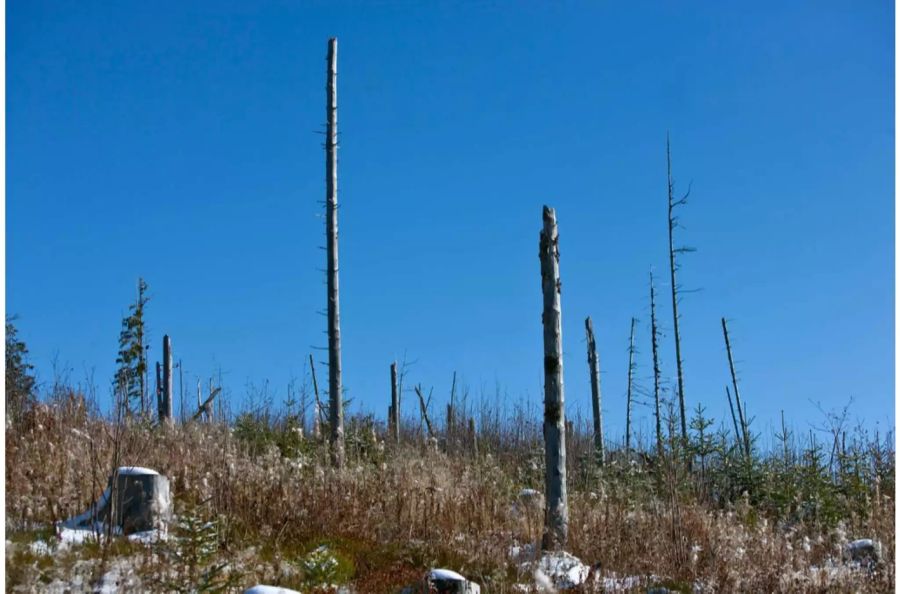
(325, 37, 345, 467)
(539, 205, 568, 551)
(625, 317, 636, 453)
(722, 317, 750, 458)
(162, 335, 173, 427)
(585, 317, 603, 466)
(650, 271, 663, 458)
(666, 136, 688, 449)
(391, 362, 400, 444)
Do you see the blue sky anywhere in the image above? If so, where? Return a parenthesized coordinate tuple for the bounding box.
(8, 2, 894, 441)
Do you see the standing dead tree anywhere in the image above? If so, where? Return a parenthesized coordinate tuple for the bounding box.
(585, 317, 604, 466)
(539, 205, 568, 551)
(390, 362, 400, 444)
(650, 271, 663, 458)
(722, 318, 750, 458)
(161, 335, 173, 427)
(324, 37, 345, 467)
(625, 316, 636, 453)
(666, 135, 694, 453)
(414, 384, 435, 440)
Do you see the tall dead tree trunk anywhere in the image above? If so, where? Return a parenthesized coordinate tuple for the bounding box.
(625, 316, 636, 453)
(539, 205, 568, 551)
(666, 135, 691, 453)
(721, 318, 750, 458)
(585, 317, 604, 466)
(162, 335, 173, 427)
(325, 38, 345, 468)
(650, 271, 663, 458)
(390, 361, 400, 444)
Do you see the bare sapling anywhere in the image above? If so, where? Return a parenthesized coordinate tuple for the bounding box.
(650, 270, 663, 458)
(390, 362, 400, 444)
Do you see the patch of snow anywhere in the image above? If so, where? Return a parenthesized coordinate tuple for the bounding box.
(429, 568, 466, 581)
(244, 587, 302, 594)
(531, 551, 589, 590)
(115, 466, 160, 476)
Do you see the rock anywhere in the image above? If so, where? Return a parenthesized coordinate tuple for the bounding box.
(533, 551, 589, 590)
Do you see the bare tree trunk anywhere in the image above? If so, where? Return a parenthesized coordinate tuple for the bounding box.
(650, 271, 663, 458)
(725, 386, 742, 456)
(625, 316, 636, 453)
(325, 37, 345, 468)
(585, 317, 604, 466)
(162, 335, 173, 427)
(666, 136, 690, 452)
(721, 318, 750, 458)
(178, 359, 184, 424)
(414, 385, 434, 440)
(155, 362, 162, 420)
(539, 205, 568, 551)
(390, 361, 399, 444)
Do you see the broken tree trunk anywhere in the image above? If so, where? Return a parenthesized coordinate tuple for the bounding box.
(625, 317, 636, 454)
(414, 385, 434, 440)
(722, 318, 750, 458)
(309, 354, 326, 435)
(192, 387, 222, 421)
(539, 205, 568, 551)
(391, 361, 400, 444)
(161, 335, 173, 427)
(650, 271, 663, 458)
(585, 317, 604, 466)
(325, 37, 345, 468)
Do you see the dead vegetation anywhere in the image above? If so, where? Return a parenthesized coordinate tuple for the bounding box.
(5, 386, 894, 593)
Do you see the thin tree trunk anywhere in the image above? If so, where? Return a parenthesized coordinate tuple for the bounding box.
(666, 136, 689, 451)
(162, 335, 173, 427)
(721, 317, 750, 458)
(155, 362, 162, 420)
(585, 317, 604, 466)
(650, 270, 663, 458)
(390, 361, 400, 444)
(179, 359, 184, 424)
(539, 205, 568, 551)
(625, 316, 636, 453)
(725, 386, 742, 456)
(325, 37, 344, 468)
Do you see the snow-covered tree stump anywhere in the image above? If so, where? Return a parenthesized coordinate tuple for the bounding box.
(110, 467, 172, 534)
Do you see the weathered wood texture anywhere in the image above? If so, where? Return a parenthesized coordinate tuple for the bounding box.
(539, 205, 568, 551)
(325, 37, 345, 468)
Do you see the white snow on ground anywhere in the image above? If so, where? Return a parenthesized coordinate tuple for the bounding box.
(533, 551, 590, 590)
(29, 524, 167, 556)
(244, 587, 302, 594)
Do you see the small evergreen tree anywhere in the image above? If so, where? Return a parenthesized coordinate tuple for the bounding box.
(114, 278, 149, 416)
(6, 317, 36, 424)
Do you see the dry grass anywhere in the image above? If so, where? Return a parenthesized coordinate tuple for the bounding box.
(5, 390, 895, 592)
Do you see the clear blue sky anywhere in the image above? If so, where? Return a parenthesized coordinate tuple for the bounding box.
(8, 2, 894, 441)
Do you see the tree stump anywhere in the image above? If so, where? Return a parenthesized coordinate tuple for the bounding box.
(110, 466, 172, 534)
